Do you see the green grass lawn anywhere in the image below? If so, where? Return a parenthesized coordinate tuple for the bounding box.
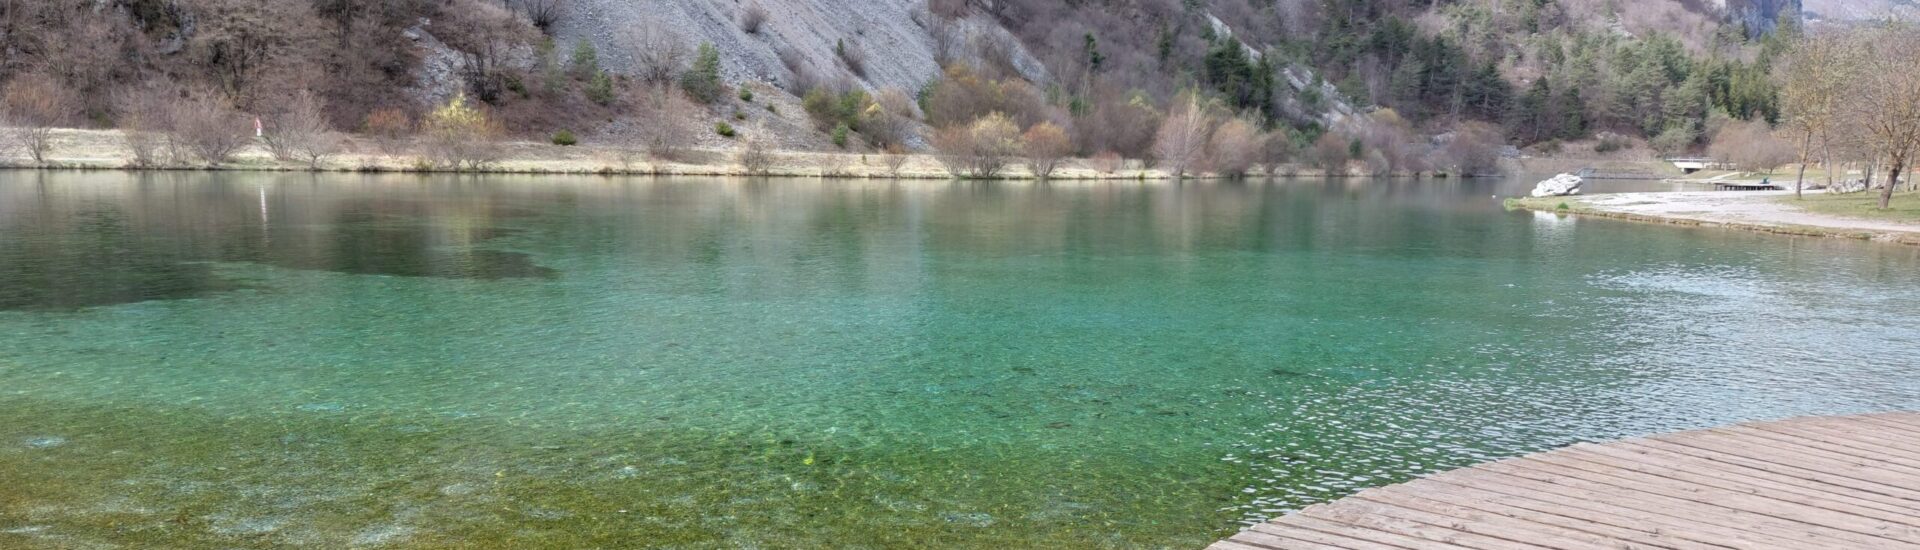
(1780, 191, 1920, 223)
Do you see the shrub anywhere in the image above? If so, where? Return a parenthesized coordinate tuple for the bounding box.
(586, 71, 615, 105)
(716, 122, 736, 138)
(570, 40, 600, 80)
(882, 143, 910, 176)
(1154, 94, 1214, 177)
(861, 88, 916, 148)
(519, 0, 566, 31)
(1594, 134, 1628, 153)
(1, 73, 76, 164)
(1206, 118, 1262, 178)
(113, 86, 171, 167)
(1091, 150, 1123, 174)
(803, 87, 871, 131)
(1310, 132, 1351, 175)
(551, 129, 578, 145)
(1022, 122, 1072, 179)
(923, 65, 1046, 129)
(933, 112, 1022, 178)
(630, 26, 688, 88)
(741, 4, 768, 34)
(170, 93, 251, 165)
(837, 38, 867, 77)
(739, 130, 773, 175)
(422, 93, 503, 170)
(261, 90, 341, 169)
(636, 88, 690, 160)
(362, 108, 413, 155)
(739, 87, 755, 102)
(682, 42, 725, 103)
(1443, 122, 1504, 176)
(831, 123, 850, 148)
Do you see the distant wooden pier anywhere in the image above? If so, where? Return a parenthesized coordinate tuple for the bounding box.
(1715, 180, 1786, 191)
(1209, 412, 1920, 550)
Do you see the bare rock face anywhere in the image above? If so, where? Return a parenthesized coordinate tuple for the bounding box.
(548, 0, 1042, 95)
(1531, 173, 1584, 198)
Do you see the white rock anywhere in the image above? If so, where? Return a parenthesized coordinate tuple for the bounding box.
(1531, 173, 1584, 198)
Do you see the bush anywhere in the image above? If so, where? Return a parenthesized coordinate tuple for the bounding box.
(1022, 122, 1072, 179)
(570, 40, 600, 80)
(739, 88, 755, 102)
(170, 93, 251, 165)
(803, 87, 871, 131)
(739, 131, 773, 175)
(262, 90, 341, 169)
(716, 122, 737, 138)
(586, 71, 616, 106)
(422, 93, 503, 170)
(933, 112, 1022, 178)
(113, 88, 171, 168)
(831, 123, 850, 148)
(1090, 150, 1123, 174)
(635, 88, 690, 160)
(682, 42, 724, 103)
(741, 4, 768, 34)
(0, 73, 75, 164)
(1594, 134, 1628, 153)
(362, 108, 413, 155)
(630, 26, 689, 88)
(551, 129, 578, 145)
(1206, 118, 1262, 178)
(923, 65, 1046, 129)
(837, 39, 867, 77)
(882, 143, 910, 176)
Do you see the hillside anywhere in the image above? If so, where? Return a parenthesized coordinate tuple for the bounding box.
(4, 0, 1898, 175)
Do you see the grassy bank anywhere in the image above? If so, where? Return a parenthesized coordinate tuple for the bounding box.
(1777, 192, 1920, 223)
(1, 128, 1441, 180)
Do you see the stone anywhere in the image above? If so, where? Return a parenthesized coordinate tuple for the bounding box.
(1530, 173, 1584, 198)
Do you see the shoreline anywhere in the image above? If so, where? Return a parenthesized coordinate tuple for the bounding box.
(1505, 191, 1920, 246)
(1, 128, 1461, 180)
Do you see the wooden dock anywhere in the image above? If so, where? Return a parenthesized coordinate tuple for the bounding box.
(1210, 412, 1920, 550)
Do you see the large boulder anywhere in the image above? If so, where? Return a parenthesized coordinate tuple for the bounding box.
(1531, 173, 1583, 198)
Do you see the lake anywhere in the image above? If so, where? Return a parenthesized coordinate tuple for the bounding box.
(1, 170, 1917, 548)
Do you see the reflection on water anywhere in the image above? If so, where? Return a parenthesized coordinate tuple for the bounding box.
(0, 170, 1918, 548)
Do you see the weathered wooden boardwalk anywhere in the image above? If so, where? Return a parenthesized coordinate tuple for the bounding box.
(1210, 412, 1920, 550)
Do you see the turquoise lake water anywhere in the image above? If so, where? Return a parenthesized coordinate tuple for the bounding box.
(1, 171, 1918, 548)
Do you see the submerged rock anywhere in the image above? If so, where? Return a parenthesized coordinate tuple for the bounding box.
(1530, 173, 1583, 198)
(23, 436, 66, 449)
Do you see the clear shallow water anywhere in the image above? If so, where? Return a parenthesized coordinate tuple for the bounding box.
(0, 171, 1917, 548)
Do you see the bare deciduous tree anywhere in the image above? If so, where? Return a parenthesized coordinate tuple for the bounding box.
(422, 92, 503, 171)
(262, 90, 342, 169)
(1708, 118, 1795, 174)
(1776, 31, 1856, 198)
(1022, 121, 1072, 179)
(1843, 24, 1920, 209)
(114, 87, 173, 168)
(630, 25, 689, 89)
(170, 93, 252, 165)
(738, 124, 774, 175)
(882, 143, 910, 177)
(1, 73, 75, 164)
(1153, 94, 1214, 177)
(635, 87, 690, 160)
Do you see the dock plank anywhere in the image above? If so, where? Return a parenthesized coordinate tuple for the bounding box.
(1213, 413, 1920, 550)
